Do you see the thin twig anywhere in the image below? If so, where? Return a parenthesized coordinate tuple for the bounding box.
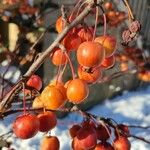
(98, 68, 137, 83)
(61, 5, 69, 27)
(127, 125, 150, 130)
(129, 134, 150, 144)
(0, 131, 12, 138)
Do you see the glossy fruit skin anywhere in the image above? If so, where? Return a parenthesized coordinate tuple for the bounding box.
(69, 124, 81, 138)
(120, 62, 128, 71)
(96, 124, 111, 141)
(66, 79, 89, 104)
(78, 66, 102, 84)
(138, 71, 150, 82)
(63, 33, 82, 51)
(77, 27, 93, 42)
(55, 15, 75, 33)
(81, 120, 96, 129)
(77, 41, 105, 68)
(27, 75, 42, 91)
(113, 136, 131, 150)
(76, 126, 97, 150)
(95, 142, 114, 150)
(40, 136, 60, 150)
(115, 124, 130, 137)
(72, 137, 84, 150)
(95, 35, 116, 58)
(106, 11, 116, 21)
(120, 55, 129, 62)
(41, 84, 66, 110)
(104, 2, 113, 10)
(51, 48, 67, 66)
(37, 111, 57, 132)
(56, 16, 64, 33)
(32, 96, 44, 109)
(54, 83, 67, 99)
(64, 80, 71, 89)
(101, 55, 115, 69)
(12, 114, 39, 139)
(118, 12, 127, 22)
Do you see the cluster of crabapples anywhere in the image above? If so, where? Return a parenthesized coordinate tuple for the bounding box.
(11, 1, 135, 149)
(12, 72, 131, 150)
(12, 76, 60, 149)
(103, 2, 127, 27)
(116, 47, 150, 82)
(70, 120, 131, 150)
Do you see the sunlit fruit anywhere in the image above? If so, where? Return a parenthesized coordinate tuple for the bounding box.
(78, 66, 102, 84)
(76, 126, 97, 150)
(56, 16, 64, 33)
(12, 114, 39, 139)
(77, 41, 105, 68)
(53, 82, 67, 99)
(115, 124, 130, 137)
(77, 26, 93, 42)
(81, 120, 96, 129)
(55, 14, 77, 33)
(138, 71, 150, 82)
(64, 80, 71, 89)
(104, 2, 113, 10)
(106, 11, 116, 21)
(63, 33, 82, 51)
(96, 124, 111, 141)
(95, 142, 114, 150)
(120, 54, 129, 62)
(51, 48, 67, 66)
(37, 111, 57, 132)
(108, 19, 120, 27)
(118, 12, 127, 22)
(41, 84, 66, 110)
(95, 35, 117, 58)
(69, 124, 81, 138)
(120, 62, 128, 71)
(113, 136, 131, 150)
(101, 55, 115, 69)
(66, 79, 89, 104)
(32, 96, 44, 109)
(72, 137, 84, 150)
(27, 74, 42, 91)
(40, 136, 60, 150)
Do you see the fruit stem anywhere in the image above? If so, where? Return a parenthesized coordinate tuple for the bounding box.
(122, 0, 134, 21)
(103, 13, 107, 36)
(92, 6, 99, 41)
(56, 52, 64, 85)
(65, 52, 76, 79)
(98, 4, 107, 36)
(60, 60, 68, 78)
(43, 107, 46, 113)
(22, 83, 26, 114)
(101, 121, 114, 145)
(76, 1, 87, 17)
(59, 43, 75, 79)
(70, 0, 82, 20)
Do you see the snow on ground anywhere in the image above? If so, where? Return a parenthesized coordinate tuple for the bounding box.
(0, 85, 150, 150)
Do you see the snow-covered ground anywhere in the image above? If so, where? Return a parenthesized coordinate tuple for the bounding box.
(0, 85, 150, 150)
